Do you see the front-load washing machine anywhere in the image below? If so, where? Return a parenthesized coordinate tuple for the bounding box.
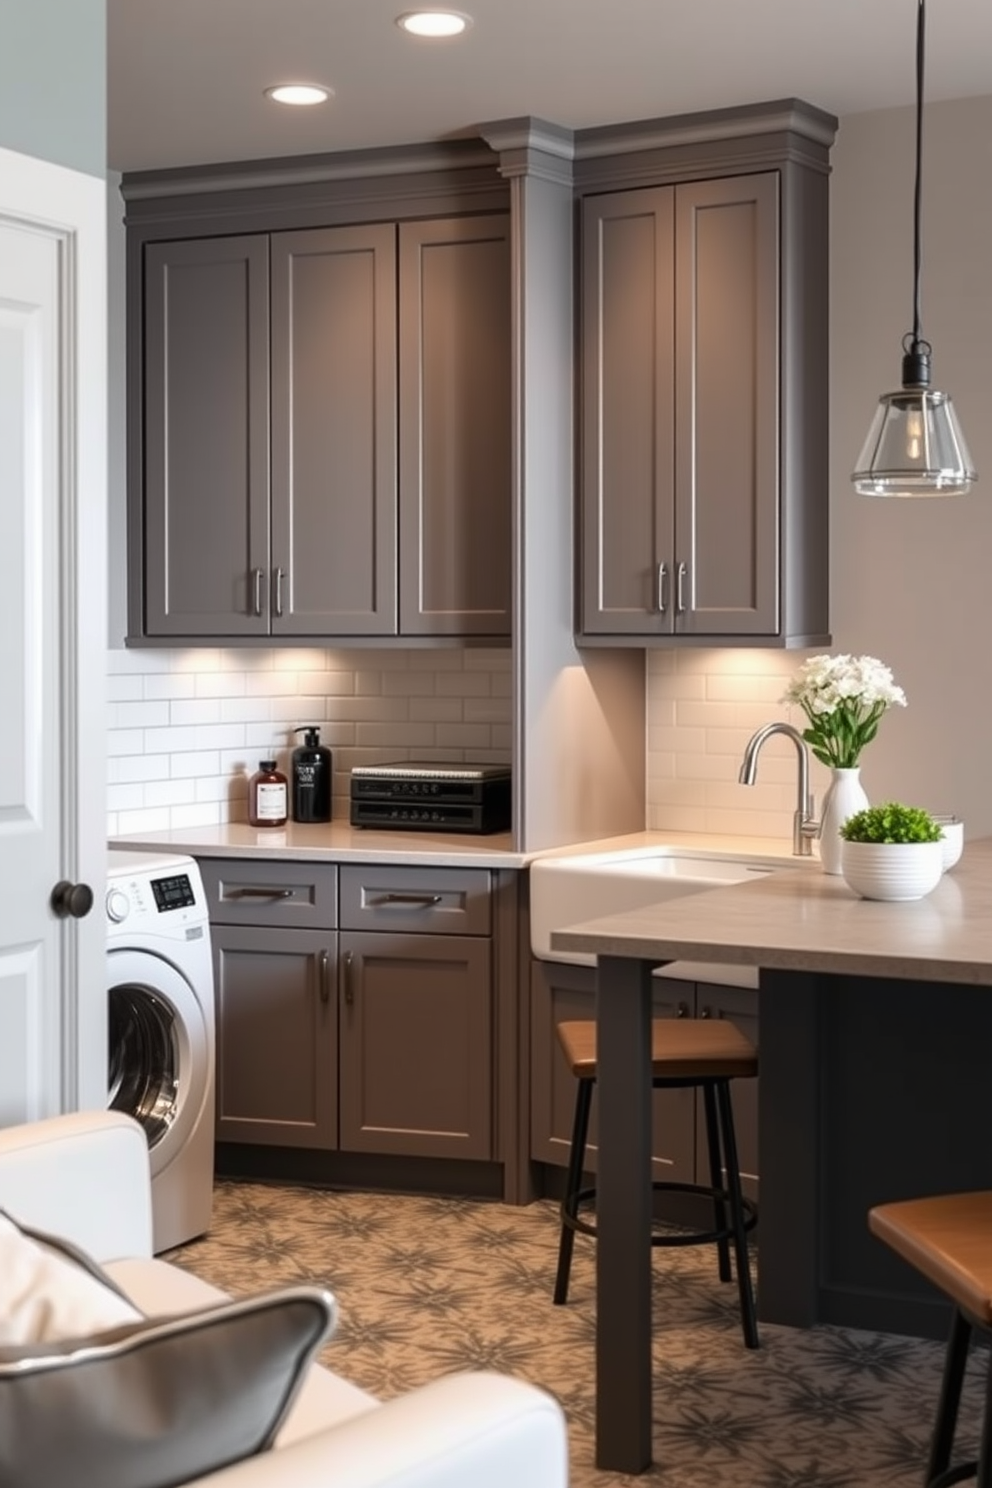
(106, 848, 215, 1253)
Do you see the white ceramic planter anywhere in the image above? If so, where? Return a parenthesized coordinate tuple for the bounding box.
(840, 840, 944, 902)
(932, 815, 964, 871)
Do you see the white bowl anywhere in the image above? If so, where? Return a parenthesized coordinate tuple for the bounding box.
(931, 815, 964, 871)
(840, 840, 944, 901)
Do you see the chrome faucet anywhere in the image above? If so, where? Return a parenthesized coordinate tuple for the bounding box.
(738, 722, 819, 856)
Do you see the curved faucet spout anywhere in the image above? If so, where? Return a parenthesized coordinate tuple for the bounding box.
(739, 722, 818, 857)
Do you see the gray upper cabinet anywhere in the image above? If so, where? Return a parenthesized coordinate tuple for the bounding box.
(133, 212, 510, 643)
(580, 158, 830, 647)
(143, 235, 272, 638)
(399, 216, 512, 637)
(271, 225, 398, 636)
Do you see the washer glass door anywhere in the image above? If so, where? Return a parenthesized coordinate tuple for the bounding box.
(108, 982, 178, 1148)
(106, 947, 208, 1166)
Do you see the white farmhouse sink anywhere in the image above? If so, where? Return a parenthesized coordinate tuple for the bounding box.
(530, 847, 779, 988)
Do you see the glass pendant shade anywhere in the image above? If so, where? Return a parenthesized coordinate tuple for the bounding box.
(850, 0, 976, 498)
(852, 387, 976, 497)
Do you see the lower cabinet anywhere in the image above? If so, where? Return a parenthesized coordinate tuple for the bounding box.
(338, 932, 491, 1159)
(200, 857, 499, 1164)
(530, 959, 759, 1201)
(213, 924, 338, 1148)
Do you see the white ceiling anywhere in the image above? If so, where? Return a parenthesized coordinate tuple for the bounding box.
(108, 0, 992, 175)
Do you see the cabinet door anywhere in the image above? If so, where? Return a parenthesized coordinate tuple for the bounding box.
(213, 925, 337, 1148)
(398, 216, 512, 637)
(530, 960, 696, 1184)
(580, 187, 676, 636)
(674, 173, 779, 636)
(339, 932, 491, 1159)
(143, 235, 270, 637)
(270, 225, 398, 635)
(695, 982, 759, 1203)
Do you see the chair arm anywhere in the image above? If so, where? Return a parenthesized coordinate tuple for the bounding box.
(185, 1372, 568, 1488)
(0, 1111, 153, 1261)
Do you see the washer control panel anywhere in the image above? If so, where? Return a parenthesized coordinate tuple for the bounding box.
(106, 854, 207, 938)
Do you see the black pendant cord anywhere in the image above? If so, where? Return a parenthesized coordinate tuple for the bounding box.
(904, 0, 931, 385)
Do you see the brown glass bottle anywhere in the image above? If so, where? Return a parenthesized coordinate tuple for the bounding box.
(248, 760, 288, 827)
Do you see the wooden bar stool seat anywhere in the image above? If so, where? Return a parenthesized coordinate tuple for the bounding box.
(869, 1191, 992, 1488)
(553, 1016, 760, 1349)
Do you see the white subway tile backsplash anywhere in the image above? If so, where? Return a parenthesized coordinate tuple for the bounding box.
(145, 779, 197, 809)
(646, 648, 824, 841)
(107, 647, 513, 833)
(144, 673, 197, 701)
(112, 700, 170, 729)
(107, 643, 824, 841)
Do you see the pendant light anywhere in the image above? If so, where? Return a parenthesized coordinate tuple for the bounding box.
(851, 0, 976, 497)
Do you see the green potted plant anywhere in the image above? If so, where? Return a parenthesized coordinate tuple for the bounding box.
(838, 803, 943, 901)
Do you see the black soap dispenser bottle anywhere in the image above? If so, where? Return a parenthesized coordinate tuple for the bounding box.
(291, 726, 332, 823)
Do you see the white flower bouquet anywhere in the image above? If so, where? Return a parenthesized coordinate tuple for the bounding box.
(782, 654, 907, 769)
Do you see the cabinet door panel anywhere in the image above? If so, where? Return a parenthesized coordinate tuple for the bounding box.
(213, 926, 337, 1148)
(399, 216, 511, 637)
(695, 982, 759, 1203)
(675, 173, 779, 636)
(530, 960, 695, 1183)
(270, 226, 397, 635)
(143, 236, 270, 636)
(339, 932, 491, 1159)
(581, 188, 676, 635)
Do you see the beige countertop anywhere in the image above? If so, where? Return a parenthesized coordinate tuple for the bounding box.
(551, 835, 992, 986)
(108, 824, 808, 873)
(110, 821, 528, 869)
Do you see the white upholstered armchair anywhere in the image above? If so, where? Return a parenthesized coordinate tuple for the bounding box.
(0, 1111, 569, 1488)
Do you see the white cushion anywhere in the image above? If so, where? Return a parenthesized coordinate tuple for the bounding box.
(0, 1211, 141, 1345)
(105, 1255, 382, 1446)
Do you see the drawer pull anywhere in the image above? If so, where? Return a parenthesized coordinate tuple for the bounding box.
(319, 949, 330, 1005)
(375, 892, 443, 908)
(344, 950, 355, 1006)
(228, 887, 294, 900)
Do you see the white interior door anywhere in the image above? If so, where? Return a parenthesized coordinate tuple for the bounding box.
(0, 145, 107, 1123)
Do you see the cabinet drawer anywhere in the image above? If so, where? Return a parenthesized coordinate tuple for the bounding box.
(339, 865, 491, 936)
(199, 858, 337, 929)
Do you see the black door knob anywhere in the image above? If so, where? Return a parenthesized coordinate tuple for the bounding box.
(51, 880, 95, 919)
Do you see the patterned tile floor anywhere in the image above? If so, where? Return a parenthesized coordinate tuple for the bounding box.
(168, 1180, 986, 1487)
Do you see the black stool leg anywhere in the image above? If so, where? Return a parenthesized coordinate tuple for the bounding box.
(553, 1077, 594, 1305)
(702, 1080, 731, 1283)
(715, 1079, 759, 1349)
(926, 1308, 972, 1486)
(977, 1337, 992, 1488)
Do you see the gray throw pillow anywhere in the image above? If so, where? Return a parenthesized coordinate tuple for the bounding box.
(0, 1212, 335, 1488)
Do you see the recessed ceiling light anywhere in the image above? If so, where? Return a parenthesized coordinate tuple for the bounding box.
(396, 11, 472, 38)
(264, 83, 332, 107)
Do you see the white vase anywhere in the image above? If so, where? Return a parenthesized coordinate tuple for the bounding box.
(818, 767, 869, 875)
(840, 840, 944, 901)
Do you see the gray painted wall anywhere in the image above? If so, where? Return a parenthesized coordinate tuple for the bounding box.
(0, 0, 105, 176)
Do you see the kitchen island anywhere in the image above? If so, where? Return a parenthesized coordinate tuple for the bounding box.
(552, 838, 992, 1475)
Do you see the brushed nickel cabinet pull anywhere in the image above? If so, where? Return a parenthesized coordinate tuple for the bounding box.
(274, 567, 285, 618)
(676, 1000, 690, 1018)
(377, 892, 443, 908)
(676, 561, 688, 615)
(252, 567, 264, 617)
(319, 948, 330, 1005)
(229, 886, 294, 900)
(344, 950, 355, 1005)
(657, 562, 669, 615)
